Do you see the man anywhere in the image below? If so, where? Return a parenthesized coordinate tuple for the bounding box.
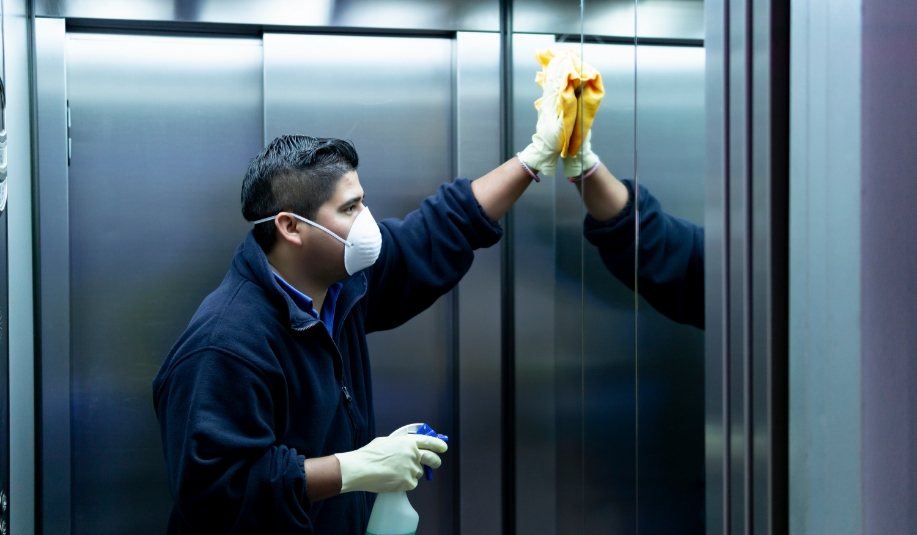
(153, 54, 579, 533)
(570, 135, 705, 329)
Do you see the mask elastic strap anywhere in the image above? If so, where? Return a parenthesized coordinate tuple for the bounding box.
(252, 213, 352, 247)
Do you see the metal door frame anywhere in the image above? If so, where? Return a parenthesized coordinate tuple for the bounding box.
(705, 0, 790, 533)
(32, 17, 69, 535)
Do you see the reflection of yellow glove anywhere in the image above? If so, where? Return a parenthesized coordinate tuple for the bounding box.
(563, 129, 600, 178)
(334, 434, 448, 493)
(559, 49, 604, 178)
(566, 52, 604, 158)
(518, 50, 577, 176)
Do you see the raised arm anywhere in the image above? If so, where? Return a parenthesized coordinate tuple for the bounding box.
(362, 47, 577, 330)
(363, 178, 504, 332)
(471, 157, 539, 221)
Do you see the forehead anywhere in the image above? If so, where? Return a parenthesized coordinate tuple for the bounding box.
(331, 170, 363, 199)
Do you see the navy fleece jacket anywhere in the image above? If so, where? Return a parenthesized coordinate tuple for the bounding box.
(152, 179, 502, 534)
(584, 179, 705, 329)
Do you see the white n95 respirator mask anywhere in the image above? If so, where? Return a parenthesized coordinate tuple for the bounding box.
(254, 207, 382, 275)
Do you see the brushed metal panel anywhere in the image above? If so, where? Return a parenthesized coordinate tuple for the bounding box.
(574, 42, 639, 534)
(455, 31, 502, 535)
(788, 0, 864, 532)
(510, 32, 559, 535)
(66, 34, 263, 535)
(573, 41, 706, 533)
(704, 0, 729, 532)
(634, 45, 706, 534)
(6, 0, 38, 531)
(34, 17, 72, 535)
(35, 0, 500, 31)
(263, 32, 458, 533)
(751, 0, 790, 532)
(727, 1, 752, 532)
(515, 0, 703, 40)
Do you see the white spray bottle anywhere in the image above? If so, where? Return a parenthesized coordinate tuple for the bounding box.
(365, 423, 449, 535)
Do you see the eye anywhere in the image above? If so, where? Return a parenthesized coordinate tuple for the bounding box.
(344, 204, 356, 214)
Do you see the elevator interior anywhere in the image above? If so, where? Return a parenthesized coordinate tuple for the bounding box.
(27, 0, 708, 533)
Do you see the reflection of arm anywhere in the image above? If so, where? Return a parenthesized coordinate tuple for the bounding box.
(575, 163, 630, 222)
(579, 168, 705, 329)
(364, 178, 504, 332)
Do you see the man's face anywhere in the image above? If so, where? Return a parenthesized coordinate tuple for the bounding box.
(304, 170, 366, 278)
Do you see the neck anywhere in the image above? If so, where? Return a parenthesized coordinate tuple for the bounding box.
(266, 254, 332, 314)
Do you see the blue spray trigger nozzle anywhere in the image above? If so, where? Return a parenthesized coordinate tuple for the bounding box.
(412, 424, 448, 481)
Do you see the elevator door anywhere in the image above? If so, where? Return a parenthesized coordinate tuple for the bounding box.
(66, 34, 264, 534)
(67, 30, 459, 534)
(263, 33, 457, 532)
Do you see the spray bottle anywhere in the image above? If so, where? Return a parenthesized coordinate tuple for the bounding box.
(365, 423, 449, 535)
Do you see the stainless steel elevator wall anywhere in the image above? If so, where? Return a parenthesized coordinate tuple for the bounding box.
(577, 42, 640, 534)
(512, 37, 706, 533)
(576, 41, 706, 534)
(57, 21, 703, 535)
(262, 33, 458, 532)
(455, 32, 503, 535)
(514, 0, 703, 39)
(511, 36, 643, 534)
(511, 33, 562, 535)
(36, 0, 501, 31)
(66, 34, 264, 534)
(633, 45, 706, 534)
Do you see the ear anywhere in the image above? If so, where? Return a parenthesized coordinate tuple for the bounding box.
(273, 213, 304, 247)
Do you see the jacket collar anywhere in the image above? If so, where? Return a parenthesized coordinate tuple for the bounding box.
(234, 231, 367, 333)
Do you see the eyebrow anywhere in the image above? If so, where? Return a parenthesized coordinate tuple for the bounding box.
(338, 195, 363, 210)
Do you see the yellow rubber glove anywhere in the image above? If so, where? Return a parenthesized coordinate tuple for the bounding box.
(518, 49, 579, 176)
(334, 434, 448, 494)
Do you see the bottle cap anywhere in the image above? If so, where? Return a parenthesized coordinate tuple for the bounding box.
(413, 423, 448, 481)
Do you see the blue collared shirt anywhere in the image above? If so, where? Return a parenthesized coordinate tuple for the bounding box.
(272, 273, 342, 337)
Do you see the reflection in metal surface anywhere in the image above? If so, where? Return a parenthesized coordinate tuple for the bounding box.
(455, 31, 503, 535)
(577, 42, 706, 533)
(511, 32, 560, 535)
(576, 42, 639, 534)
(634, 45, 706, 535)
(514, 0, 703, 39)
(66, 34, 264, 534)
(35, 0, 499, 31)
(511, 35, 703, 535)
(263, 32, 457, 532)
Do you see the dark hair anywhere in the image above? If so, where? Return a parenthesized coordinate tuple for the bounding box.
(242, 135, 359, 253)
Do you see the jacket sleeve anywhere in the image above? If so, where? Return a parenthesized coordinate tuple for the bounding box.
(364, 178, 503, 332)
(155, 349, 314, 534)
(584, 179, 706, 329)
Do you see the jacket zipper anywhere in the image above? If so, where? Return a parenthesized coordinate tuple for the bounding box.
(341, 385, 358, 450)
(298, 320, 360, 452)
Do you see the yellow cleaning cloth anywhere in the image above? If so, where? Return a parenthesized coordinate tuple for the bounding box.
(533, 48, 605, 158)
(534, 49, 579, 158)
